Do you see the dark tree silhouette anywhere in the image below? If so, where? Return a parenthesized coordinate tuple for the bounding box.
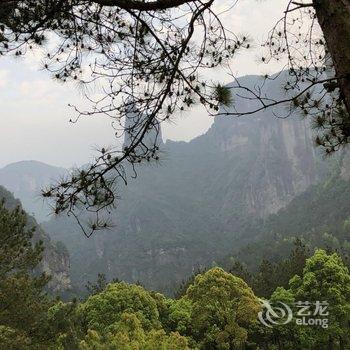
(0, 0, 349, 234)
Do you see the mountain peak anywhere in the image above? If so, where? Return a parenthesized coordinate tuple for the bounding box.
(0, 160, 67, 222)
(1, 160, 66, 172)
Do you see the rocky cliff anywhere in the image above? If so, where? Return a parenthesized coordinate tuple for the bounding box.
(207, 113, 317, 218)
(40, 74, 330, 294)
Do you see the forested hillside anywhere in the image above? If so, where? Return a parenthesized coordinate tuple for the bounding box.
(221, 151, 350, 297)
(227, 151, 350, 267)
(0, 186, 70, 292)
(0, 184, 348, 349)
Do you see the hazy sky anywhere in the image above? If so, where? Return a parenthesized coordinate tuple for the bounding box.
(0, 0, 287, 168)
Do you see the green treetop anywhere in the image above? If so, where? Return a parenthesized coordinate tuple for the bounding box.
(0, 200, 51, 349)
(289, 249, 350, 349)
(185, 267, 260, 349)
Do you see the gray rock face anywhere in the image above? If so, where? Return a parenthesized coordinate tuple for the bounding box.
(206, 73, 318, 218)
(208, 113, 317, 217)
(37, 230, 71, 292)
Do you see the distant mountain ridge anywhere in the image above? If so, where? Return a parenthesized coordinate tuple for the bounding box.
(0, 160, 66, 222)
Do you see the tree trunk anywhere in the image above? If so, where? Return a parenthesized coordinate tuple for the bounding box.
(314, 0, 350, 114)
(339, 336, 345, 350)
(327, 335, 333, 350)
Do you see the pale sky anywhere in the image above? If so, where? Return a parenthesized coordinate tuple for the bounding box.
(0, 0, 287, 168)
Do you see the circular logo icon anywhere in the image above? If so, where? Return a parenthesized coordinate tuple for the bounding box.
(258, 299, 293, 328)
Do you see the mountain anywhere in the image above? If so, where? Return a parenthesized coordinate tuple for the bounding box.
(0, 160, 66, 222)
(0, 185, 71, 292)
(223, 150, 350, 274)
(40, 74, 334, 294)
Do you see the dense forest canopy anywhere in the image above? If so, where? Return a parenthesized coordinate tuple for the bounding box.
(0, 0, 349, 232)
(0, 197, 349, 349)
(0, 155, 349, 348)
